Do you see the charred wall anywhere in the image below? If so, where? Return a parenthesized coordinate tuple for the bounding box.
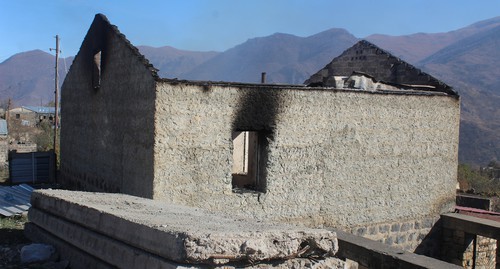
(305, 40, 456, 96)
(60, 14, 157, 197)
(152, 81, 460, 236)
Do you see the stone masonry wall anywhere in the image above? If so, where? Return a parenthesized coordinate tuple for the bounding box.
(61, 15, 157, 198)
(0, 138, 7, 181)
(153, 81, 460, 230)
(0, 137, 7, 163)
(442, 228, 497, 268)
(8, 143, 37, 153)
(475, 236, 497, 269)
(349, 216, 442, 255)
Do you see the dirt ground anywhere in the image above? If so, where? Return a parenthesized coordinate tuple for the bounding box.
(0, 198, 65, 268)
(0, 214, 65, 269)
(0, 179, 67, 267)
(0, 214, 32, 268)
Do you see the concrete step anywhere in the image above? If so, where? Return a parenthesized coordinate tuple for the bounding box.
(25, 223, 117, 269)
(28, 189, 343, 267)
(28, 209, 192, 268)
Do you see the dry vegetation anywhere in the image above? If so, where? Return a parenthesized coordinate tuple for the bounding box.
(457, 161, 500, 196)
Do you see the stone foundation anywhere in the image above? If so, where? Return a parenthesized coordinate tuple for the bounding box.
(348, 216, 441, 256)
(442, 230, 497, 269)
(441, 213, 499, 269)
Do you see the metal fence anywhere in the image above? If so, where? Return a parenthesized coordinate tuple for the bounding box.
(9, 151, 55, 184)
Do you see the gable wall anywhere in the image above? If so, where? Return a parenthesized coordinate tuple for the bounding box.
(306, 41, 451, 92)
(153, 81, 460, 230)
(60, 16, 156, 197)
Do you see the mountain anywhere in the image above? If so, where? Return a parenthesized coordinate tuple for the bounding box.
(137, 46, 218, 78)
(359, 17, 500, 165)
(416, 24, 500, 165)
(1, 17, 499, 165)
(365, 16, 500, 63)
(0, 50, 70, 106)
(0, 47, 217, 106)
(182, 28, 358, 84)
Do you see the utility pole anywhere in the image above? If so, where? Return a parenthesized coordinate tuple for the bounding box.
(6, 98, 11, 128)
(50, 35, 60, 181)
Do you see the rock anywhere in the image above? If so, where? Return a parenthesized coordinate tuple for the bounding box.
(20, 243, 57, 264)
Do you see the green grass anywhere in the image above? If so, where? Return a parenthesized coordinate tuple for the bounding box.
(0, 214, 30, 246)
(0, 215, 31, 268)
(0, 214, 28, 230)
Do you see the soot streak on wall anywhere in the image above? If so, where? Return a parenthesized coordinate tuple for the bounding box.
(232, 86, 283, 192)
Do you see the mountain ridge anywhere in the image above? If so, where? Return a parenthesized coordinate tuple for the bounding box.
(181, 28, 358, 84)
(365, 16, 500, 64)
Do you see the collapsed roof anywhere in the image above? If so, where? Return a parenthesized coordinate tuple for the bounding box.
(305, 40, 458, 97)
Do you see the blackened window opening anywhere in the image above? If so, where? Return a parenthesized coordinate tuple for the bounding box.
(92, 51, 102, 89)
(232, 131, 265, 191)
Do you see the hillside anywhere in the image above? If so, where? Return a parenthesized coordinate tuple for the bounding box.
(0, 50, 69, 106)
(182, 28, 358, 84)
(417, 24, 500, 165)
(365, 16, 500, 63)
(0, 47, 216, 106)
(137, 46, 218, 78)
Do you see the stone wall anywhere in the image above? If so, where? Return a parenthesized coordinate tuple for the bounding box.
(442, 229, 497, 268)
(0, 137, 7, 163)
(60, 14, 157, 198)
(8, 143, 37, 153)
(153, 80, 460, 230)
(0, 138, 8, 181)
(348, 216, 442, 255)
(475, 236, 497, 269)
(441, 213, 500, 269)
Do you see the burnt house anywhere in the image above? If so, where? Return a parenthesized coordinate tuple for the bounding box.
(60, 14, 460, 253)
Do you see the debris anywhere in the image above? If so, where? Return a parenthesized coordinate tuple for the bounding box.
(20, 243, 57, 264)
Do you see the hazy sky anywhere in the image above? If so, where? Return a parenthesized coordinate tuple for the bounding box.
(1, 0, 499, 62)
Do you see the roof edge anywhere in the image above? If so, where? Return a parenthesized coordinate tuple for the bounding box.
(158, 78, 458, 99)
(358, 40, 458, 97)
(305, 40, 459, 98)
(93, 14, 160, 80)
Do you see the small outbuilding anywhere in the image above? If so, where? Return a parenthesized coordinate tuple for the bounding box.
(8, 106, 58, 127)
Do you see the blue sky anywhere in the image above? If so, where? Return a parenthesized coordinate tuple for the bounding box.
(1, 0, 499, 62)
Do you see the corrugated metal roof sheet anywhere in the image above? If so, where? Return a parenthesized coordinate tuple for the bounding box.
(0, 184, 34, 217)
(0, 119, 7, 135)
(22, 106, 60, 114)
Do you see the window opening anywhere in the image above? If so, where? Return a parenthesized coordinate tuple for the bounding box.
(92, 51, 102, 89)
(232, 131, 263, 191)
